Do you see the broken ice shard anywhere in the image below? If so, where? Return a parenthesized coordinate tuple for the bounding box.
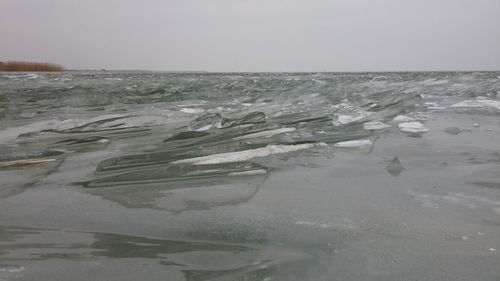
(385, 157, 404, 177)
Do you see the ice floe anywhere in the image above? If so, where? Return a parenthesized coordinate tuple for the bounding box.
(398, 122, 429, 133)
(363, 121, 391, 130)
(393, 115, 415, 122)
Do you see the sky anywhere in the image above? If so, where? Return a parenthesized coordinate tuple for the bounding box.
(1, 0, 500, 72)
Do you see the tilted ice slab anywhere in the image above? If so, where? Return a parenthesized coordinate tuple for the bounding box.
(233, 127, 296, 140)
(337, 115, 362, 124)
(228, 169, 268, 176)
(332, 112, 371, 126)
(398, 122, 429, 133)
(450, 99, 500, 110)
(172, 143, 315, 165)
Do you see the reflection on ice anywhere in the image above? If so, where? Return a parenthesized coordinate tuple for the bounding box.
(0, 226, 308, 281)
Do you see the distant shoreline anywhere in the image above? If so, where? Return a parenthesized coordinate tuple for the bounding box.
(0, 61, 65, 72)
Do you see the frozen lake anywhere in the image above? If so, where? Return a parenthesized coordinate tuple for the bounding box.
(1, 71, 499, 280)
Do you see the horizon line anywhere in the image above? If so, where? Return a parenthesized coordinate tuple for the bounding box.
(64, 69, 500, 73)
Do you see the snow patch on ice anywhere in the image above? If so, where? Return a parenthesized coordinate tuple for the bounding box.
(334, 140, 373, 148)
(172, 143, 315, 165)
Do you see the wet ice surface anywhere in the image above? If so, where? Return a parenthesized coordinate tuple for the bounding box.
(1, 71, 500, 280)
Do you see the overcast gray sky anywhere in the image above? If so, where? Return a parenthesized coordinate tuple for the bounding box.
(1, 0, 500, 71)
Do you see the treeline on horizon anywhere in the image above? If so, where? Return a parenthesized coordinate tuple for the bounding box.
(0, 61, 65, 72)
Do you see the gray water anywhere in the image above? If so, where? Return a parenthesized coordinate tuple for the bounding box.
(1, 71, 500, 280)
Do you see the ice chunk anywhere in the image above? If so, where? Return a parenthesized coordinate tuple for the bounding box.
(334, 140, 373, 149)
(180, 107, 205, 114)
(385, 157, 404, 177)
(393, 115, 415, 122)
(332, 111, 372, 126)
(337, 115, 360, 125)
(450, 99, 500, 110)
(363, 121, 391, 130)
(399, 122, 429, 133)
(172, 143, 315, 165)
(443, 127, 461, 135)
